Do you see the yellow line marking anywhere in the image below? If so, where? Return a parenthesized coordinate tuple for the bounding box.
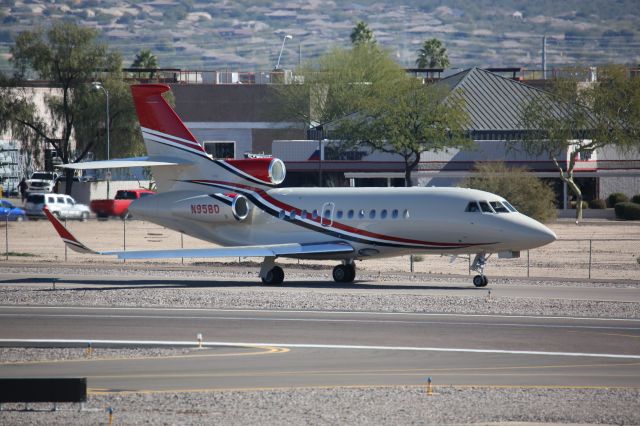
(88, 383, 640, 396)
(0, 345, 288, 366)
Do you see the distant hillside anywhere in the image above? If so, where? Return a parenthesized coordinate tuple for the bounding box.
(1, 0, 639, 72)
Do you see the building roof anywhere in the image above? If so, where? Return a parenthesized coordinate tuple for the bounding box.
(438, 67, 570, 140)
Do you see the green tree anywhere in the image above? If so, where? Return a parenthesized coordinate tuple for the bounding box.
(0, 21, 143, 194)
(416, 38, 450, 69)
(277, 44, 470, 187)
(461, 162, 557, 223)
(131, 49, 158, 79)
(520, 65, 640, 222)
(350, 21, 375, 46)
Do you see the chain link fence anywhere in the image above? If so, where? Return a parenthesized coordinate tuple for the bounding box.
(2, 216, 639, 281)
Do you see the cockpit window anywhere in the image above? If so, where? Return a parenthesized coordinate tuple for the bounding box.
(479, 201, 494, 213)
(502, 201, 518, 212)
(465, 201, 480, 212)
(490, 201, 510, 213)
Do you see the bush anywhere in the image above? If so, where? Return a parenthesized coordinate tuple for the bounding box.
(631, 194, 640, 204)
(607, 192, 629, 207)
(461, 162, 557, 223)
(614, 202, 640, 220)
(589, 199, 607, 209)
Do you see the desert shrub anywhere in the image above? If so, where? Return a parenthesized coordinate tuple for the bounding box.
(460, 162, 557, 223)
(631, 194, 640, 204)
(607, 192, 629, 207)
(570, 200, 588, 209)
(614, 202, 640, 220)
(588, 199, 607, 209)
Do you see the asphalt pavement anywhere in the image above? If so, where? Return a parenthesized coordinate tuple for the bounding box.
(1, 305, 639, 392)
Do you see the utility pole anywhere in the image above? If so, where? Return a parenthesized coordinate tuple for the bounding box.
(542, 35, 547, 80)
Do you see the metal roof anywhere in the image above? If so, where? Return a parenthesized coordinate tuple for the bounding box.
(438, 67, 570, 139)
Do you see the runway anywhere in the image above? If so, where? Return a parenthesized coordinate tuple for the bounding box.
(1, 305, 639, 392)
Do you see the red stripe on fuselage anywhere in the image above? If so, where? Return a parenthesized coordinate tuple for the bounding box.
(190, 180, 478, 248)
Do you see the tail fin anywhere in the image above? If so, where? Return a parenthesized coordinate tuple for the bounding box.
(131, 84, 208, 160)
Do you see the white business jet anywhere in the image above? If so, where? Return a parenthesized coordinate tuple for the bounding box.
(46, 84, 556, 287)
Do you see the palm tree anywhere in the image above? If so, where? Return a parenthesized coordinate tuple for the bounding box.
(416, 38, 450, 69)
(131, 49, 158, 79)
(350, 21, 375, 46)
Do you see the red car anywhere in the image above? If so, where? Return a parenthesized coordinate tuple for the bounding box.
(90, 189, 155, 219)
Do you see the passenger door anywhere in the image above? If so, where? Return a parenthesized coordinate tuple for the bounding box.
(320, 202, 335, 227)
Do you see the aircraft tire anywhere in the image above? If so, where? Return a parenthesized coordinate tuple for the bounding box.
(473, 275, 488, 287)
(262, 266, 284, 285)
(333, 264, 354, 283)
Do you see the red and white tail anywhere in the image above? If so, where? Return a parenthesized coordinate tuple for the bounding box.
(131, 84, 286, 192)
(131, 84, 208, 160)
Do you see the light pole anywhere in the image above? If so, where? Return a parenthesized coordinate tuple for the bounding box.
(275, 34, 292, 69)
(92, 81, 110, 198)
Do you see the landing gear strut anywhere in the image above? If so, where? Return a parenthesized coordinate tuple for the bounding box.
(471, 253, 489, 287)
(260, 256, 284, 285)
(333, 261, 356, 283)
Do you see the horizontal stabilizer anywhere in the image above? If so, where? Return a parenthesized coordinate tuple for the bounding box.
(57, 156, 191, 170)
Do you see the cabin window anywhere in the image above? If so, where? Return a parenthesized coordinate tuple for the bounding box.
(358, 209, 365, 219)
(347, 209, 354, 219)
(490, 201, 509, 213)
(369, 210, 376, 219)
(381, 209, 388, 219)
(289, 211, 296, 220)
(403, 209, 410, 219)
(336, 210, 343, 219)
(301, 210, 307, 219)
(502, 201, 517, 212)
(479, 201, 494, 213)
(392, 209, 399, 219)
(324, 209, 331, 218)
(312, 209, 318, 220)
(278, 210, 286, 219)
(465, 202, 480, 212)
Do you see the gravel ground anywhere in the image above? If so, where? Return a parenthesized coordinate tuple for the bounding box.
(0, 387, 638, 425)
(0, 347, 195, 363)
(0, 264, 638, 319)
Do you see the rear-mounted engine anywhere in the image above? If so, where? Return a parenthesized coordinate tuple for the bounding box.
(222, 158, 286, 185)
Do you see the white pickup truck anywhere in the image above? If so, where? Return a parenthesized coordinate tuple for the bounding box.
(26, 171, 59, 194)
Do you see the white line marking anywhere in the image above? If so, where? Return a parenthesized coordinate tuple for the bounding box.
(1, 313, 638, 331)
(1, 305, 638, 323)
(1, 338, 639, 360)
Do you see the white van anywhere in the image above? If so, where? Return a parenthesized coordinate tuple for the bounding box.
(25, 193, 90, 221)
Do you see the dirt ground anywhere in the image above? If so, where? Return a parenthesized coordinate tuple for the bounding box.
(1, 215, 639, 281)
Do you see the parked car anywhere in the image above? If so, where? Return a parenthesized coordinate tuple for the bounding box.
(90, 189, 155, 219)
(0, 199, 27, 221)
(24, 193, 90, 221)
(26, 171, 59, 194)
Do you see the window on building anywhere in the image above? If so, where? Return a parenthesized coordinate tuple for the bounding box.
(204, 141, 235, 159)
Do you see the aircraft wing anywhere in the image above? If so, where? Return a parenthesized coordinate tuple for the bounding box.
(57, 156, 191, 170)
(44, 208, 354, 259)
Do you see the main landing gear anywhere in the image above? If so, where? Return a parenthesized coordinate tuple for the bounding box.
(259, 257, 357, 285)
(471, 253, 490, 287)
(260, 257, 284, 285)
(332, 261, 356, 283)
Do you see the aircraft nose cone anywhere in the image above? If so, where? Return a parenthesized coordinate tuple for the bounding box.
(526, 222, 557, 248)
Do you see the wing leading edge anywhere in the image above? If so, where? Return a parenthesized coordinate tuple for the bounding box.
(43, 208, 354, 260)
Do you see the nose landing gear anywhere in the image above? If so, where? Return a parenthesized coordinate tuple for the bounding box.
(471, 253, 490, 287)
